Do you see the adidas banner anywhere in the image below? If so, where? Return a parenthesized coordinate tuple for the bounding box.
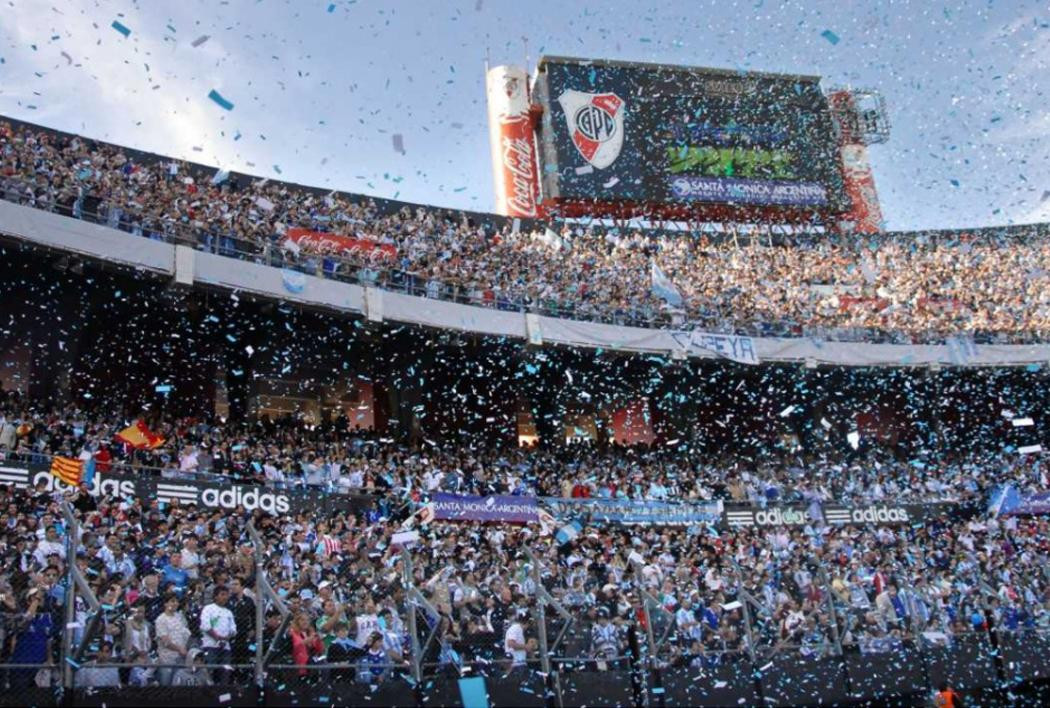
(723, 501, 975, 529)
(0, 462, 372, 517)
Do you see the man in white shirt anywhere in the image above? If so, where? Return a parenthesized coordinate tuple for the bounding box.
(34, 525, 66, 567)
(503, 610, 530, 675)
(200, 585, 237, 685)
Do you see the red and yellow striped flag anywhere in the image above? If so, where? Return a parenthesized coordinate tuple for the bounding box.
(50, 456, 83, 486)
(115, 420, 165, 450)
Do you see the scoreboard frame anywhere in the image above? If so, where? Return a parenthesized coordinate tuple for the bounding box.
(530, 56, 848, 224)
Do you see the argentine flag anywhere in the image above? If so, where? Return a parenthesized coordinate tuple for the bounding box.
(650, 262, 683, 307)
(555, 520, 582, 546)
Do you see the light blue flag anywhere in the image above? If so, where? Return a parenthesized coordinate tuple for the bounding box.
(650, 262, 683, 306)
(82, 456, 96, 487)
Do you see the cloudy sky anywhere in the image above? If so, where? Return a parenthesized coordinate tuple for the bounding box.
(1, 0, 1047, 230)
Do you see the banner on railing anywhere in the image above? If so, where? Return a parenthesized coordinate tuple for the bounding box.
(429, 492, 541, 523)
(823, 503, 927, 526)
(670, 330, 760, 365)
(0, 462, 371, 516)
(988, 485, 1050, 516)
(282, 227, 397, 261)
(726, 501, 974, 528)
(541, 497, 723, 525)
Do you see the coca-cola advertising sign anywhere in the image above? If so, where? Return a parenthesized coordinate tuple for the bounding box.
(284, 228, 396, 261)
(486, 65, 541, 218)
(499, 116, 539, 217)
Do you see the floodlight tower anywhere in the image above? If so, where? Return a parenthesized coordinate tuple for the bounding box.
(826, 89, 891, 233)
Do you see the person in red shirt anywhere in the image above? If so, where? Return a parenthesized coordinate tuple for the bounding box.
(289, 612, 324, 681)
(94, 443, 112, 474)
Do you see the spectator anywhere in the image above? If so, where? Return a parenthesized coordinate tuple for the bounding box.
(289, 612, 324, 681)
(7, 588, 53, 688)
(200, 585, 236, 685)
(171, 648, 213, 687)
(155, 593, 191, 686)
(76, 640, 121, 688)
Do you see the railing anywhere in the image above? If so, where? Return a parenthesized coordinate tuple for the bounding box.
(2, 174, 1046, 344)
(0, 501, 1046, 707)
(1, 448, 1005, 514)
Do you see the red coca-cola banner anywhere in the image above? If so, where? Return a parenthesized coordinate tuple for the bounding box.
(838, 296, 890, 312)
(917, 296, 964, 313)
(486, 65, 541, 218)
(284, 228, 396, 261)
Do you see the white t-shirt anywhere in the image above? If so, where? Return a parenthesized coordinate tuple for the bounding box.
(181, 548, 200, 579)
(355, 613, 380, 646)
(504, 622, 527, 665)
(200, 603, 236, 649)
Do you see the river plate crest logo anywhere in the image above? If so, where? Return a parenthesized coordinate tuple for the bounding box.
(557, 90, 625, 169)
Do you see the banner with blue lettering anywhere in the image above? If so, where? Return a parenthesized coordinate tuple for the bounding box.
(988, 485, 1050, 516)
(671, 330, 760, 365)
(541, 497, 723, 526)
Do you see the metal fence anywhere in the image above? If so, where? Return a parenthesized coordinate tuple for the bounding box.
(0, 497, 1048, 706)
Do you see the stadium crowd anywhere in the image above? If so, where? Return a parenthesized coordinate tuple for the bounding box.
(2, 119, 1049, 343)
(0, 386, 1048, 689)
(1, 393, 1044, 511)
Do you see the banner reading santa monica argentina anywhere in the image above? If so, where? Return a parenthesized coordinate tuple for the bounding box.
(430, 492, 540, 523)
(541, 497, 723, 526)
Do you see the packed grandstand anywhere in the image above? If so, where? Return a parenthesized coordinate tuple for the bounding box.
(2, 118, 1049, 344)
(1, 109, 1049, 708)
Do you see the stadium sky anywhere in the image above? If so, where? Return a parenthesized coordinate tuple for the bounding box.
(0, 0, 1047, 231)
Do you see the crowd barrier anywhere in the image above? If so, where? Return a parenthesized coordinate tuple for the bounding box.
(4, 638, 1050, 708)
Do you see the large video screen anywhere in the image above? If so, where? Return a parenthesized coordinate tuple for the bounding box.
(534, 57, 846, 212)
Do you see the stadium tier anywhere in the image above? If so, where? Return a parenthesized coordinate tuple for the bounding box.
(1, 110, 1050, 708)
(1, 117, 1049, 346)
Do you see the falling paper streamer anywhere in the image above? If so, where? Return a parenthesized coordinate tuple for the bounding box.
(1018, 445, 1043, 455)
(111, 20, 131, 37)
(208, 89, 234, 111)
(60, 51, 73, 65)
(821, 29, 840, 44)
(1012, 418, 1034, 427)
(191, 35, 210, 48)
(603, 177, 620, 188)
(392, 134, 405, 154)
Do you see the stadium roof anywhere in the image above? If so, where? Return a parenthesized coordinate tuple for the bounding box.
(535, 55, 823, 84)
